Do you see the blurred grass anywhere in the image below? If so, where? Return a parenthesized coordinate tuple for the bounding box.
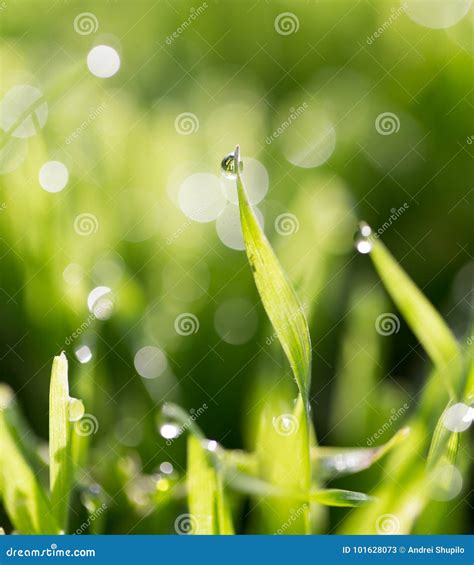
(0, 0, 472, 534)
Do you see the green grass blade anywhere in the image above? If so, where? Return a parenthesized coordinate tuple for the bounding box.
(313, 427, 411, 479)
(235, 146, 312, 403)
(365, 225, 461, 393)
(0, 386, 59, 534)
(49, 352, 75, 532)
(310, 488, 373, 507)
(187, 435, 234, 534)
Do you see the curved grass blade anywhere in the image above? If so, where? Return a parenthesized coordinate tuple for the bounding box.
(313, 427, 411, 480)
(363, 224, 462, 394)
(0, 386, 59, 534)
(234, 146, 312, 404)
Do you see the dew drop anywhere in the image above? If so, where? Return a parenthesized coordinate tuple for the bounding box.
(221, 148, 243, 180)
(159, 461, 174, 475)
(202, 439, 218, 452)
(354, 222, 373, 254)
(68, 397, 85, 422)
(159, 423, 180, 440)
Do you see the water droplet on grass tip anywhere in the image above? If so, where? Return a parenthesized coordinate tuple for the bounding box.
(354, 222, 373, 254)
(68, 397, 85, 422)
(221, 148, 243, 180)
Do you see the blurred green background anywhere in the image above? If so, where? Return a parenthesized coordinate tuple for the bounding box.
(0, 0, 472, 533)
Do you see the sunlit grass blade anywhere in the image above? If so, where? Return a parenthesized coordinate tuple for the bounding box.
(187, 435, 234, 534)
(0, 385, 59, 534)
(49, 352, 80, 532)
(313, 427, 411, 480)
(363, 225, 462, 393)
(310, 488, 373, 507)
(234, 146, 312, 403)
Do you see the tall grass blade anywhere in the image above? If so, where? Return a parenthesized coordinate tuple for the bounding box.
(235, 146, 312, 403)
(0, 386, 59, 534)
(187, 435, 234, 534)
(366, 226, 461, 393)
(49, 352, 74, 532)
